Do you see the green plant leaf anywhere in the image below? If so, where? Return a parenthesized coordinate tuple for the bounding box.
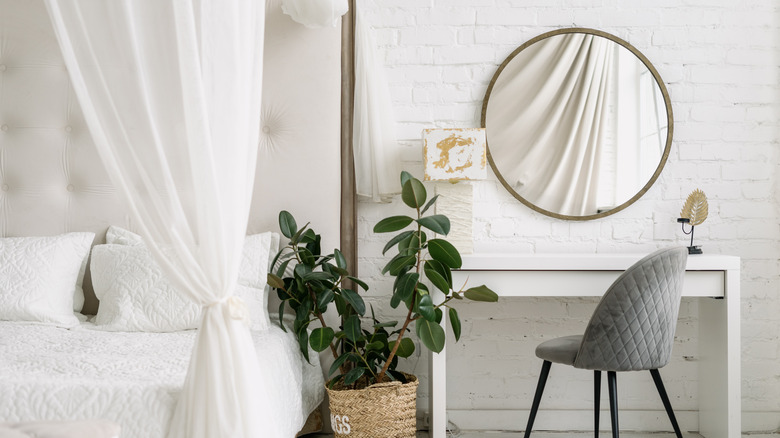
(293, 262, 312, 279)
(299, 248, 316, 267)
(374, 215, 414, 233)
(301, 271, 333, 282)
(298, 329, 310, 363)
(328, 353, 351, 377)
(417, 215, 451, 235)
(400, 170, 413, 187)
(309, 327, 335, 352)
(295, 298, 311, 321)
(334, 294, 346, 315)
(343, 366, 366, 386)
(427, 239, 462, 268)
(390, 293, 402, 309)
(382, 230, 414, 255)
(289, 222, 310, 245)
(305, 235, 321, 258)
(266, 273, 285, 289)
(373, 321, 398, 329)
(383, 254, 416, 276)
(449, 307, 461, 342)
(316, 288, 335, 310)
(341, 289, 366, 316)
(300, 228, 317, 244)
(328, 375, 344, 389)
(395, 272, 419, 303)
(279, 210, 297, 239)
(417, 293, 436, 322)
(423, 261, 451, 293)
(416, 318, 445, 353)
(435, 307, 443, 323)
(425, 259, 452, 286)
(366, 341, 384, 351)
(348, 276, 369, 291)
(275, 259, 292, 278)
(344, 315, 362, 342)
(334, 248, 347, 270)
(390, 337, 416, 358)
(407, 283, 428, 309)
(387, 370, 408, 383)
(464, 285, 499, 302)
(317, 254, 334, 266)
(401, 177, 427, 209)
(278, 301, 287, 332)
(392, 266, 408, 290)
(398, 232, 420, 256)
(420, 194, 439, 215)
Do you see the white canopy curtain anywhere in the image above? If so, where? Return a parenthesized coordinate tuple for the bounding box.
(44, 1, 280, 437)
(281, 0, 348, 28)
(353, 3, 402, 203)
(487, 33, 616, 216)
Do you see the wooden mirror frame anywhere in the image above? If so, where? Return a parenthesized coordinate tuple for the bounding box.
(481, 28, 674, 221)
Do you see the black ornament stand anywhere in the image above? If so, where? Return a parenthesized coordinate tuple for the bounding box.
(677, 218, 702, 254)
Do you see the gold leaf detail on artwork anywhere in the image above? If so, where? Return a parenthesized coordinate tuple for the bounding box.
(680, 189, 708, 226)
(433, 134, 475, 174)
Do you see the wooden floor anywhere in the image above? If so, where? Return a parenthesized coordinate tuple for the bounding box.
(311, 432, 779, 437)
(310, 433, 697, 437)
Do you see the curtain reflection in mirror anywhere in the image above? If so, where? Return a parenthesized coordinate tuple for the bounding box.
(486, 33, 667, 216)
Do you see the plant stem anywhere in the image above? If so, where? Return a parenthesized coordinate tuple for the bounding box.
(377, 206, 423, 383)
(377, 300, 414, 382)
(307, 284, 346, 374)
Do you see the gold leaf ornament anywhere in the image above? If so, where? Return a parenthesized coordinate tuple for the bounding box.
(680, 189, 708, 226)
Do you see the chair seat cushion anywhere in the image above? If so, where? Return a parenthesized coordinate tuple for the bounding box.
(535, 335, 583, 365)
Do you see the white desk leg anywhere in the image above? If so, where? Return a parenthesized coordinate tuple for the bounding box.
(698, 268, 741, 438)
(429, 289, 447, 438)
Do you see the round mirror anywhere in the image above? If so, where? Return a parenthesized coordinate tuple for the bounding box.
(482, 28, 673, 220)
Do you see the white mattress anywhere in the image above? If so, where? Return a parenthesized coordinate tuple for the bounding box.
(0, 318, 324, 438)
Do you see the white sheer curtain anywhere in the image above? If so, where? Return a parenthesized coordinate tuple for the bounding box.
(281, 0, 348, 28)
(487, 33, 616, 216)
(353, 5, 401, 203)
(44, 1, 279, 437)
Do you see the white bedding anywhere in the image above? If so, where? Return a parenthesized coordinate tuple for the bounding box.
(0, 318, 324, 438)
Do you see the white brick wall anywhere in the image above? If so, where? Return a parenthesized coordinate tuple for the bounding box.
(356, 0, 780, 432)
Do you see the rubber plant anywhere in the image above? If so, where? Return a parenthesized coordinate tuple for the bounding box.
(367, 171, 498, 384)
(267, 170, 498, 389)
(266, 210, 369, 375)
(267, 211, 413, 386)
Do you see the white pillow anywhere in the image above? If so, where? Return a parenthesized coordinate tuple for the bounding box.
(73, 236, 93, 313)
(91, 244, 201, 331)
(105, 225, 144, 246)
(0, 232, 94, 327)
(94, 227, 275, 331)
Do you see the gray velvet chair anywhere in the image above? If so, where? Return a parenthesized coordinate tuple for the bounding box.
(524, 246, 688, 438)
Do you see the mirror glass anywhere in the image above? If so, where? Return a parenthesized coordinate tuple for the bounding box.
(482, 28, 672, 220)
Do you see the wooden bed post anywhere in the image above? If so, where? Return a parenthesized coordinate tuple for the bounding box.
(340, 0, 357, 278)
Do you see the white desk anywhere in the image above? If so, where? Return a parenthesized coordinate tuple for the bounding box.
(429, 253, 740, 438)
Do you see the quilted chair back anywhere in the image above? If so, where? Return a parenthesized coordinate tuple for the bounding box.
(574, 247, 688, 372)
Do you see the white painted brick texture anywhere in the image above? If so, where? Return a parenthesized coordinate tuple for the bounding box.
(357, 0, 780, 432)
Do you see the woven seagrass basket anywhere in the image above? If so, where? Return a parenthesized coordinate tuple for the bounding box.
(326, 372, 418, 438)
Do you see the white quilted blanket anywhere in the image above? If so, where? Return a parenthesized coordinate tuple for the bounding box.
(0, 318, 324, 438)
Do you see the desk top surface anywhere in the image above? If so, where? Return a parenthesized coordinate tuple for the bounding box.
(459, 253, 740, 271)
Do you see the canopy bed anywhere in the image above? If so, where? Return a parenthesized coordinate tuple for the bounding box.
(0, 0, 348, 437)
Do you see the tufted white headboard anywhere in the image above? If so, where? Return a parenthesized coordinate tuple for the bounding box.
(0, 0, 343, 314)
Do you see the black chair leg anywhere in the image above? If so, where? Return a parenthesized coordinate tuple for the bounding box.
(594, 370, 601, 438)
(523, 360, 552, 438)
(650, 369, 683, 438)
(607, 371, 619, 438)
